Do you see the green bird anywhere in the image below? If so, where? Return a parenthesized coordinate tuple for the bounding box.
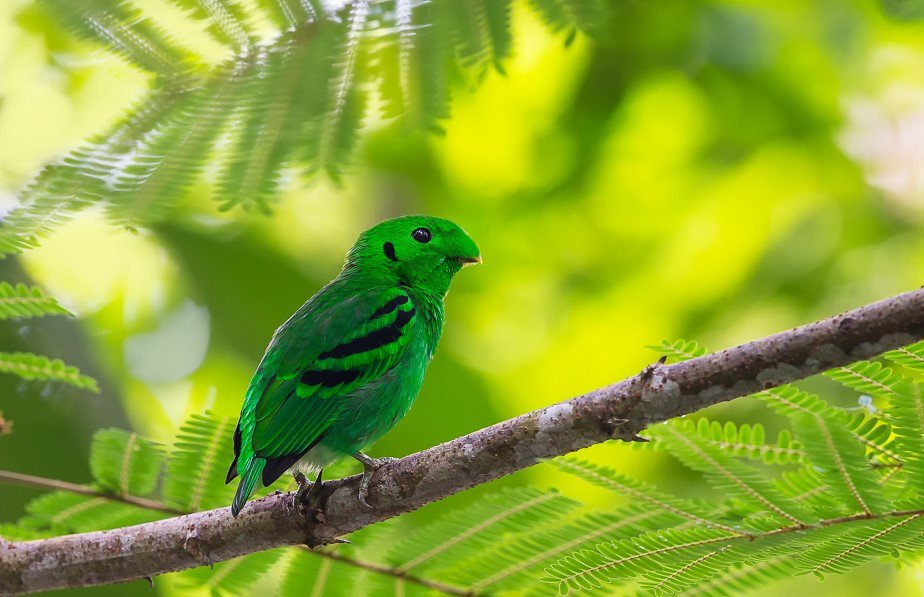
(226, 215, 481, 516)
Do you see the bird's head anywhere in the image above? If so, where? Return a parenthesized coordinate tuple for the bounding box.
(344, 215, 481, 295)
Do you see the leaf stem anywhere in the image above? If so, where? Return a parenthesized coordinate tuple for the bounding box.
(0, 469, 179, 515)
(308, 548, 475, 596)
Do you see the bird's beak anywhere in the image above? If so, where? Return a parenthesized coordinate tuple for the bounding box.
(459, 255, 482, 268)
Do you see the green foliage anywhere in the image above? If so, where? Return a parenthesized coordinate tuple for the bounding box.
(40, 0, 193, 74)
(4, 340, 924, 595)
(280, 547, 376, 597)
(0, 282, 71, 320)
(890, 380, 924, 490)
(444, 506, 665, 594)
(542, 526, 755, 594)
(528, 0, 607, 38)
(16, 492, 160, 538)
(89, 428, 163, 497)
(551, 457, 744, 535)
(180, 549, 288, 594)
(538, 339, 924, 595)
(0, 0, 608, 254)
(688, 418, 803, 465)
(648, 420, 812, 525)
(794, 514, 924, 578)
(647, 339, 707, 363)
(0, 281, 96, 395)
(884, 340, 924, 374)
(825, 361, 905, 399)
(163, 413, 238, 512)
(0, 351, 98, 392)
(383, 487, 580, 576)
(789, 409, 889, 515)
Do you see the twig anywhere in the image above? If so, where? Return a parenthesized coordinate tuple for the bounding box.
(306, 548, 474, 596)
(0, 287, 922, 594)
(0, 470, 178, 515)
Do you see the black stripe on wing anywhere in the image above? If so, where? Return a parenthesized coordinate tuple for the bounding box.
(261, 434, 325, 486)
(369, 294, 409, 319)
(299, 368, 362, 387)
(225, 422, 243, 484)
(318, 307, 415, 360)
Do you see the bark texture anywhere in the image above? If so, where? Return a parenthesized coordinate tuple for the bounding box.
(2, 287, 923, 594)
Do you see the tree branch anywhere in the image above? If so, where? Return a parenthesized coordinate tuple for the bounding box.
(2, 287, 922, 594)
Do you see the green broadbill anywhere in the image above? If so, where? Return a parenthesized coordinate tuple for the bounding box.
(226, 216, 481, 516)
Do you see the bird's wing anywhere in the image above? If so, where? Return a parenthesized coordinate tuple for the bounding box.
(238, 286, 417, 480)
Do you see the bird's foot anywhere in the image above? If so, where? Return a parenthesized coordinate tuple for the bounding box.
(294, 470, 325, 521)
(353, 453, 398, 508)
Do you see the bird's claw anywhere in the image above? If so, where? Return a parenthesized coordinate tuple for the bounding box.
(357, 480, 381, 508)
(294, 470, 324, 518)
(356, 455, 397, 508)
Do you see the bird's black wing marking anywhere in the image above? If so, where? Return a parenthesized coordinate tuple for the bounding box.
(261, 433, 326, 487)
(318, 307, 416, 360)
(225, 421, 243, 484)
(369, 294, 409, 319)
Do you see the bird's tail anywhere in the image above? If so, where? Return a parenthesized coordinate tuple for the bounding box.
(231, 457, 265, 517)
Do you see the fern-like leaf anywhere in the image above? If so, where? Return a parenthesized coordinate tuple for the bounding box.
(647, 339, 707, 363)
(680, 545, 800, 596)
(0, 352, 98, 392)
(301, 2, 370, 182)
(825, 361, 904, 399)
(168, 0, 255, 53)
(89, 428, 163, 497)
(163, 413, 236, 512)
(0, 283, 71, 320)
(17, 492, 160, 537)
(215, 35, 326, 212)
(650, 421, 811, 525)
(844, 411, 902, 467)
(795, 514, 924, 578)
(384, 487, 579, 576)
(690, 417, 804, 465)
(39, 0, 195, 74)
(281, 547, 371, 597)
(1, 87, 184, 256)
(178, 548, 287, 595)
(107, 73, 246, 226)
(2, 0, 609, 256)
(540, 526, 741, 594)
(528, 0, 608, 39)
(885, 340, 924, 374)
(757, 384, 830, 416)
(378, 0, 452, 133)
(774, 468, 841, 513)
(891, 380, 924, 490)
(445, 506, 666, 594)
(790, 410, 889, 516)
(552, 457, 747, 535)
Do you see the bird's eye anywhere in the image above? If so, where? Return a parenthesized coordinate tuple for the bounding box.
(411, 227, 432, 243)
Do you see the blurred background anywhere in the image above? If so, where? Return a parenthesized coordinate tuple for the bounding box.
(1, 0, 923, 595)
